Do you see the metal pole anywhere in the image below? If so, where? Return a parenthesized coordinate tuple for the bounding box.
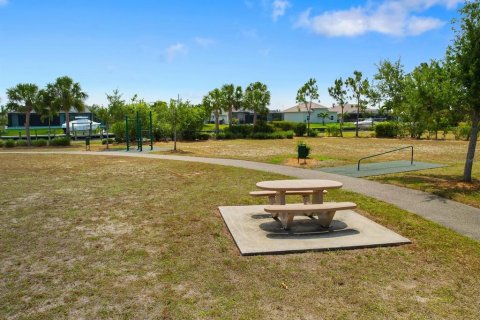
(137, 111, 142, 152)
(411, 146, 414, 165)
(125, 115, 129, 151)
(149, 110, 153, 151)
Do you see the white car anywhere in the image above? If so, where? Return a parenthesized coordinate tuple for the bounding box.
(62, 117, 101, 131)
(356, 118, 374, 129)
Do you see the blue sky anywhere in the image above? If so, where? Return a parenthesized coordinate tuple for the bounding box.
(0, 0, 462, 109)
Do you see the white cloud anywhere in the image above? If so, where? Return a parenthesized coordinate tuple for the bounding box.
(272, 0, 290, 21)
(194, 37, 215, 48)
(0, 0, 8, 6)
(164, 43, 187, 62)
(294, 0, 460, 37)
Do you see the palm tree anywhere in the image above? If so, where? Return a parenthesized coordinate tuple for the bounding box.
(47, 76, 88, 136)
(203, 88, 223, 135)
(244, 82, 270, 125)
(319, 111, 329, 126)
(221, 84, 243, 127)
(6, 83, 42, 146)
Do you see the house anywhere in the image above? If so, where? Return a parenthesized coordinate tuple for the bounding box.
(329, 104, 379, 122)
(283, 102, 337, 124)
(7, 109, 94, 129)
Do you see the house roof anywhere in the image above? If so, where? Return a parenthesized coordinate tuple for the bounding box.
(283, 102, 331, 113)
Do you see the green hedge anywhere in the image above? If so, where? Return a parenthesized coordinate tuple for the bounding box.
(325, 124, 341, 137)
(32, 139, 47, 147)
(5, 139, 15, 148)
(16, 140, 28, 146)
(50, 137, 71, 146)
(102, 138, 115, 145)
(294, 123, 307, 136)
(374, 122, 398, 138)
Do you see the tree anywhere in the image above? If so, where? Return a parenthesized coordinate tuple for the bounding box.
(296, 78, 319, 134)
(106, 89, 126, 123)
(319, 111, 329, 126)
(328, 78, 348, 137)
(203, 88, 223, 135)
(91, 105, 113, 149)
(46, 76, 88, 136)
(37, 89, 58, 145)
(346, 71, 370, 137)
(221, 84, 242, 128)
(374, 58, 405, 117)
(366, 84, 382, 130)
(448, 0, 480, 182)
(244, 82, 271, 125)
(6, 83, 42, 146)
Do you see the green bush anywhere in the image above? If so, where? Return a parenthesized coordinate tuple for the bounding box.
(50, 137, 71, 146)
(198, 133, 211, 140)
(453, 122, 471, 141)
(32, 139, 47, 147)
(0, 140, 4, 147)
(5, 139, 15, 148)
(224, 125, 253, 138)
(307, 129, 318, 137)
(252, 120, 274, 133)
(271, 121, 297, 131)
(16, 140, 28, 146)
(374, 122, 398, 138)
(102, 138, 114, 145)
(111, 122, 126, 143)
(294, 123, 307, 136)
(325, 124, 341, 137)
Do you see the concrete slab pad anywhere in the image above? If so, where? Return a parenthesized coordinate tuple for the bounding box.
(219, 205, 411, 255)
(318, 160, 445, 177)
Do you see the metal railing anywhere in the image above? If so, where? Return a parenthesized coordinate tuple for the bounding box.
(357, 146, 413, 171)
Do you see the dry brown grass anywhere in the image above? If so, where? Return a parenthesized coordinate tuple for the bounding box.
(1, 154, 480, 319)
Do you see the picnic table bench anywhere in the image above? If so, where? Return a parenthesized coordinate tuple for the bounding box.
(254, 179, 356, 230)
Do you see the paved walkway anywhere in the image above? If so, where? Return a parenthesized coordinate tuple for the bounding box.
(4, 150, 480, 241)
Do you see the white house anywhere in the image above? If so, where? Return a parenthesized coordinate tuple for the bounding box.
(283, 102, 337, 124)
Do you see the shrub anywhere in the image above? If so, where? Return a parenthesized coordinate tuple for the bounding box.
(50, 137, 71, 146)
(198, 133, 211, 140)
(307, 129, 318, 137)
(252, 120, 274, 133)
(102, 138, 114, 145)
(285, 130, 294, 139)
(453, 122, 471, 141)
(374, 122, 398, 138)
(5, 139, 15, 148)
(271, 121, 297, 131)
(294, 123, 307, 136)
(325, 124, 341, 137)
(224, 125, 253, 138)
(111, 122, 126, 143)
(32, 139, 47, 147)
(0, 140, 4, 147)
(16, 140, 28, 147)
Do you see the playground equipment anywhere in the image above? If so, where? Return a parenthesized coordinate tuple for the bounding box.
(357, 145, 413, 171)
(125, 111, 153, 152)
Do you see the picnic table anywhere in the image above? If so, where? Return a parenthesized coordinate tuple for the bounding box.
(255, 179, 343, 205)
(255, 179, 354, 229)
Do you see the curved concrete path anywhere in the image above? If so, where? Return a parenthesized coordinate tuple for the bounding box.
(3, 150, 480, 241)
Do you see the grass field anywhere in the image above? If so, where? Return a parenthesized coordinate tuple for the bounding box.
(151, 136, 480, 207)
(1, 154, 480, 319)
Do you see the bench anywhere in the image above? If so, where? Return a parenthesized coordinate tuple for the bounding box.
(249, 190, 327, 205)
(264, 202, 357, 229)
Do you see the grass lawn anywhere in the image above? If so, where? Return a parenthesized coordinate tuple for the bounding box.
(1, 128, 65, 136)
(152, 136, 480, 208)
(1, 154, 480, 319)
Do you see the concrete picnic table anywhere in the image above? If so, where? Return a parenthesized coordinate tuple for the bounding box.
(255, 179, 343, 205)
